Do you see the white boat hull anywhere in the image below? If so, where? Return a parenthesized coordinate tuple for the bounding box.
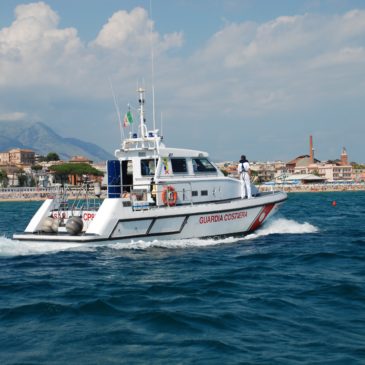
(13, 192, 286, 244)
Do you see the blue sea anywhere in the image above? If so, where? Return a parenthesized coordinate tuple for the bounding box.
(0, 192, 364, 364)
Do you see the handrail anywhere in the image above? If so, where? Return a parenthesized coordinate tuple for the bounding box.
(0, 185, 106, 202)
(117, 180, 235, 210)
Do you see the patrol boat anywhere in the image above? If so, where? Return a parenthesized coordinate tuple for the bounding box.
(13, 88, 287, 244)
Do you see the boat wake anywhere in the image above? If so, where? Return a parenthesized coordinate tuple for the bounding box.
(0, 236, 88, 257)
(244, 217, 319, 240)
(109, 217, 319, 250)
(0, 218, 318, 257)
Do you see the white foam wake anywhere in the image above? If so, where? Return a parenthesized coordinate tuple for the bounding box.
(109, 218, 319, 250)
(0, 236, 88, 257)
(0, 218, 318, 256)
(244, 217, 319, 240)
(109, 236, 242, 251)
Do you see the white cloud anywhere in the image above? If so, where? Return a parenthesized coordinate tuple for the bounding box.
(93, 7, 152, 50)
(310, 46, 365, 68)
(341, 9, 365, 38)
(92, 7, 182, 56)
(196, 9, 365, 70)
(0, 3, 182, 94)
(183, 9, 365, 115)
(0, 112, 27, 121)
(0, 3, 364, 160)
(0, 2, 82, 86)
(0, 2, 80, 58)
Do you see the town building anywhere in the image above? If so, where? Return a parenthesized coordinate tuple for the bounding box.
(251, 162, 280, 183)
(286, 137, 353, 182)
(69, 155, 93, 164)
(0, 152, 9, 165)
(0, 148, 35, 166)
(352, 166, 365, 182)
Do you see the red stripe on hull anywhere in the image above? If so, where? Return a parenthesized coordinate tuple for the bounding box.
(247, 203, 275, 233)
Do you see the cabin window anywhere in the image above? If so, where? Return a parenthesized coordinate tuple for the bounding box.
(192, 191, 198, 197)
(192, 158, 216, 173)
(201, 190, 208, 196)
(171, 158, 188, 173)
(141, 159, 157, 176)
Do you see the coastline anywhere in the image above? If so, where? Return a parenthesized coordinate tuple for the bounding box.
(0, 183, 364, 202)
(259, 183, 365, 193)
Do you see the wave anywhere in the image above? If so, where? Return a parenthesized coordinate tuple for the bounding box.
(109, 236, 241, 251)
(0, 236, 88, 257)
(244, 218, 319, 240)
(0, 218, 318, 257)
(108, 218, 319, 250)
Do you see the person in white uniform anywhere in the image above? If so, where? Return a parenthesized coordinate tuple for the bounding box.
(237, 155, 252, 199)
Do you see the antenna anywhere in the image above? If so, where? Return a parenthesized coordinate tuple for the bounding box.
(160, 111, 163, 137)
(149, 0, 156, 131)
(109, 77, 124, 141)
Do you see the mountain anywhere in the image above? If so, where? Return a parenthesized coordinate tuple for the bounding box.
(0, 121, 114, 162)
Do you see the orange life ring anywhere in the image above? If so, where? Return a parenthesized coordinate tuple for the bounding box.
(162, 185, 178, 206)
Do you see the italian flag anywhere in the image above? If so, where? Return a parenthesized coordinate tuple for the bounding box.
(123, 111, 133, 127)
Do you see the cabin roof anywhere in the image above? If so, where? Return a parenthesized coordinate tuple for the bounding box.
(115, 146, 209, 159)
(158, 147, 208, 158)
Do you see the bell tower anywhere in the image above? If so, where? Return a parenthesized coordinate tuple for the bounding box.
(340, 147, 348, 166)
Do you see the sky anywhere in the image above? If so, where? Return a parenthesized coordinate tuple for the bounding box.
(0, 0, 365, 163)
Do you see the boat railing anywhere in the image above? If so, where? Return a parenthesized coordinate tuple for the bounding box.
(52, 183, 103, 216)
(118, 180, 223, 210)
(0, 184, 107, 200)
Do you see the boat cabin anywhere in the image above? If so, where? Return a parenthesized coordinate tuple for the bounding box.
(106, 87, 242, 208)
(108, 145, 241, 208)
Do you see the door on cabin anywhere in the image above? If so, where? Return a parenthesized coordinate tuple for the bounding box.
(121, 160, 133, 192)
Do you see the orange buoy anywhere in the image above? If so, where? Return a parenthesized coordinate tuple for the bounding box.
(162, 185, 178, 206)
(332, 200, 337, 207)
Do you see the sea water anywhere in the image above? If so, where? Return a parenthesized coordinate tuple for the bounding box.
(0, 192, 364, 364)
